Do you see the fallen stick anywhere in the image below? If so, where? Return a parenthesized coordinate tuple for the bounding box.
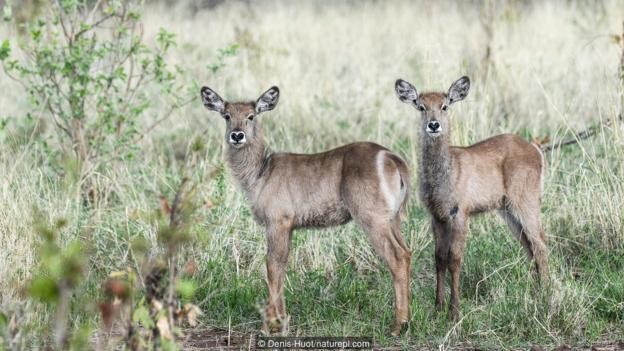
(539, 114, 622, 153)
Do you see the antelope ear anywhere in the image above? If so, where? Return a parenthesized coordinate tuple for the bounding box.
(447, 76, 470, 104)
(200, 86, 225, 113)
(395, 79, 419, 105)
(255, 86, 280, 114)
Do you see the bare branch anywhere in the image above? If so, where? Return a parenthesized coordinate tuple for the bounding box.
(55, 2, 72, 46)
(541, 115, 622, 153)
(73, 13, 115, 40)
(132, 96, 196, 144)
(169, 178, 189, 229)
(87, 0, 103, 23)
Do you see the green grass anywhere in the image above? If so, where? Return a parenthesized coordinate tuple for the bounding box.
(2, 123, 622, 349)
(173, 135, 624, 349)
(190, 208, 624, 349)
(182, 129, 623, 348)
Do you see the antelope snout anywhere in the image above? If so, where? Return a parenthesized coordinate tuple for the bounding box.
(229, 131, 246, 145)
(426, 121, 441, 135)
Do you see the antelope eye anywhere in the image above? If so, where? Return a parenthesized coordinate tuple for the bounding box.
(223, 113, 231, 121)
(417, 104, 426, 111)
(441, 104, 448, 111)
(247, 114, 254, 121)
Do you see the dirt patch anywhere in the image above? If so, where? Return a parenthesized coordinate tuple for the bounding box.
(177, 327, 254, 350)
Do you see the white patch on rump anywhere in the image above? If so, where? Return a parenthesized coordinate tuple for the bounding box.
(531, 143, 545, 194)
(377, 151, 402, 215)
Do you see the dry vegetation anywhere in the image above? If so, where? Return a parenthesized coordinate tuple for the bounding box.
(0, 0, 623, 349)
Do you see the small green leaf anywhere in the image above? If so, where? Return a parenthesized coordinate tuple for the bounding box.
(69, 323, 93, 350)
(29, 276, 59, 304)
(2, 3, 11, 22)
(132, 305, 154, 329)
(156, 28, 176, 51)
(160, 338, 180, 351)
(130, 236, 149, 256)
(176, 279, 196, 300)
(0, 40, 10, 61)
(0, 312, 8, 329)
(191, 137, 205, 153)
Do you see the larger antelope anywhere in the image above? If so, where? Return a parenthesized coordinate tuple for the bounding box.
(395, 76, 548, 320)
(200, 85, 412, 335)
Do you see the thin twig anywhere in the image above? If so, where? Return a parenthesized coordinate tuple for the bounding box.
(133, 96, 196, 144)
(0, 64, 29, 89)
(169, 178, 189, 229)
(540, 115, 622, 153)
(53, 281, 71, 349)
(57, 4, 71, 46)
(74, 13, 115, 40)
(87, 0, 103, 23)
(439, 306, 485, 351)
(165, 178, 190, 344)
(474, 256, 523, 305)
(619, 21, 624, 118)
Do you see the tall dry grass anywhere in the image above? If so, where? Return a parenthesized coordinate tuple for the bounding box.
(0, 0, 623, 347)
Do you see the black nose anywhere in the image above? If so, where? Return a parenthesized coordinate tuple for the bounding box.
(230, 131, 245, 141)
(428, 121, 440, 131)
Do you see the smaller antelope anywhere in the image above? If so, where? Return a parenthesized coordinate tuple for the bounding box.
(395, 76, 548, 320)
(200, 85, 412, 335)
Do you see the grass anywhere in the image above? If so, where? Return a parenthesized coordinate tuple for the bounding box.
(1, 0, 623, 349)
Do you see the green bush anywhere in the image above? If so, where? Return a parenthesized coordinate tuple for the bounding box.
(1, 0, 185, 204)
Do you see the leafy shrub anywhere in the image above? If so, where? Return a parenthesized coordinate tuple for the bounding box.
(1, 0, 185, 203)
